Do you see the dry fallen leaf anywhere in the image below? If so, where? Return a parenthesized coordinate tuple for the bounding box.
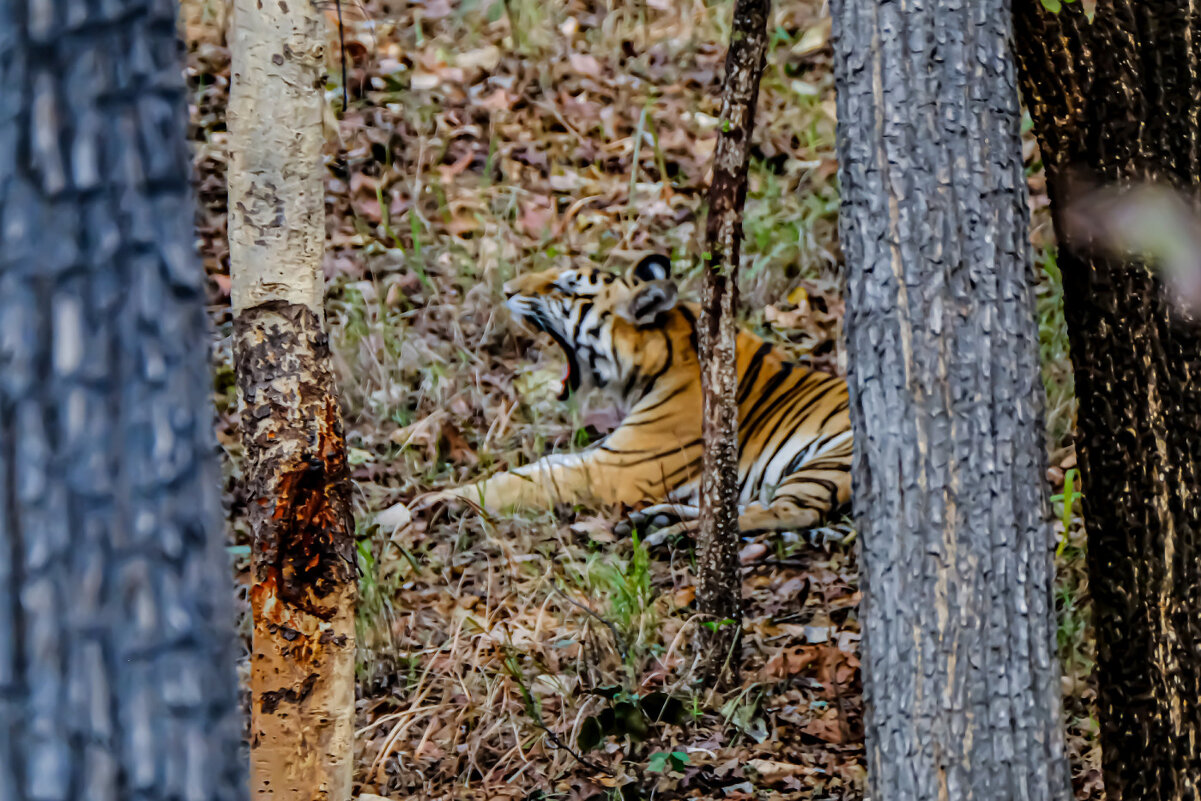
(440, 421, 478, 465)
(390, 411, 447, 458)
(764, 304, 809, 329)
(569, 53, 603, 76)
(739, 541, 768, 564)
(456, 45, 502, 72)
(374, 502, 412, 535)
(570, 516, 616, 543)
(410, 71, 440, 91)
(761, 645, 822, 679)
(792, 17, 832, 56)
(479, 88, 514, 111)
(517, 199, 556, 238)
(745, 758, 805, 784)
(803, 710, 846, 744)
(415, 0, 452, 19)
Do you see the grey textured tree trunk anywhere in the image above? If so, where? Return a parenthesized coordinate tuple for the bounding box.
(1014, 3, 1201, 798)
(228, 2, 357, 798)
(695, 0, 769, 688)
(0, 0, 243, 799)
(832, 1, 1071, 799)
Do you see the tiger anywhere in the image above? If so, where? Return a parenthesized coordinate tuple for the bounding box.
(413, 254, 853, 540)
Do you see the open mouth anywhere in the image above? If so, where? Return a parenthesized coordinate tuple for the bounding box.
(510, 306, 580, 401)
(544, 328, 581, 401)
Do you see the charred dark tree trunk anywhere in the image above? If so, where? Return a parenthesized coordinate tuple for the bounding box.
(0, 0, 243, 799)
(695, 0, 770, 687)
(833, 1, 1071, 798)
(1014, 3, 1201, 798)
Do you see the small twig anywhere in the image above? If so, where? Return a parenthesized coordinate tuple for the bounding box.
(502, 649, 615, 777)
(552, 581, 628, 661)
(531, 716, 615, 777)
(335, 0, 348, 112)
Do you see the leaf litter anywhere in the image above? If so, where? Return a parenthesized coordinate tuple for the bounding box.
(182, 0, 1098, 797)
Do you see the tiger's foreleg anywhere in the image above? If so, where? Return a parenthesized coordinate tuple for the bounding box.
(640, 497, 827, 546)
(737, 452, 852, 532)
(380, 457, 598, 529)
(637, 453, 851, 542)
(441, 452, 618, 513)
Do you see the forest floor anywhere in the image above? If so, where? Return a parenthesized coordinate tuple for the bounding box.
(183, 0, 1099, 798)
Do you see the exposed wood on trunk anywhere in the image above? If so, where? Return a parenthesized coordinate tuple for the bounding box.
(695, 0, 770, 687)
(1013, 3, 1201, 798)
(0, 0, 243, 797)
(234, 303, 356, 800)
(832, 0, 1071, 798)
(229, 2, 357, 798)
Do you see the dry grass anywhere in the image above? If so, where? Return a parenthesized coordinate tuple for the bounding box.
(183, 0, 1096, 797)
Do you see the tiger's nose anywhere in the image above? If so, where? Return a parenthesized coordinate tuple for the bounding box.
(502, 280, 517, 299)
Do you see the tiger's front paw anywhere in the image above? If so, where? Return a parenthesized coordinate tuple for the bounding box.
(409, 487, 489, 520)
(615, 502, 701, 545)
(374, 500, 415, 534)
(373, 489, 472, 535)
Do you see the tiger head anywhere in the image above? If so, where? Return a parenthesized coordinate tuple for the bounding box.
(502, 255, 695, 402)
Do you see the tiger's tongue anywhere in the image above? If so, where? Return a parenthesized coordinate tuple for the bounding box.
(558, 362, 572, 401)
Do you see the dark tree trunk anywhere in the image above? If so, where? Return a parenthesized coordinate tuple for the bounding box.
(0, 1, 243, 799)
(832, 0, 1071, 798)
(695, 0, 770, 687)
(1014, 3, 1201, 798)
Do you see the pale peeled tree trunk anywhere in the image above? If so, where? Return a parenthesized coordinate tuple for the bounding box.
(228, 3, 357, 799)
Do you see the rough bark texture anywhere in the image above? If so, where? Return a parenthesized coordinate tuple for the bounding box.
(229, 2, 357, 799)
(234, 304, 355, 801)
(832, 1, 1071, 799)
(696, 0, 770, 687)
(0, 0, 243, 798)
(1013, 3, 1201, 798)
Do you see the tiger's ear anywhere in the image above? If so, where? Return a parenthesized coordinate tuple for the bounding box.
(628, 254, 672, 284)
(621, 279, 678, 325)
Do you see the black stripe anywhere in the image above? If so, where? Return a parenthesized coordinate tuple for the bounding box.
(632, 381, 691, 417)
(754, 382, 844, 463)
(819, 395, 851, 427)
(635, 328, 675, 402)
(750, 376, 839, 437)
(783, 446, 813, 477)
(794, 457, 852, 472)
(679, 306, 700, 355)
(741, 366, 807, 437)
(761, 434, 800, 478)
(774, 476, 841, 509)
(661, 455, 704, 486)
(577, 304, 603, 349)
(737, 343, 774, 404)
(599, 437, 704, 468)
(623, 408, 678, 429)
(752, 398, 811, 463)
(741, 402, 813, 496)
(740, 363, 796, 430)
(622, 371, 639, 398)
